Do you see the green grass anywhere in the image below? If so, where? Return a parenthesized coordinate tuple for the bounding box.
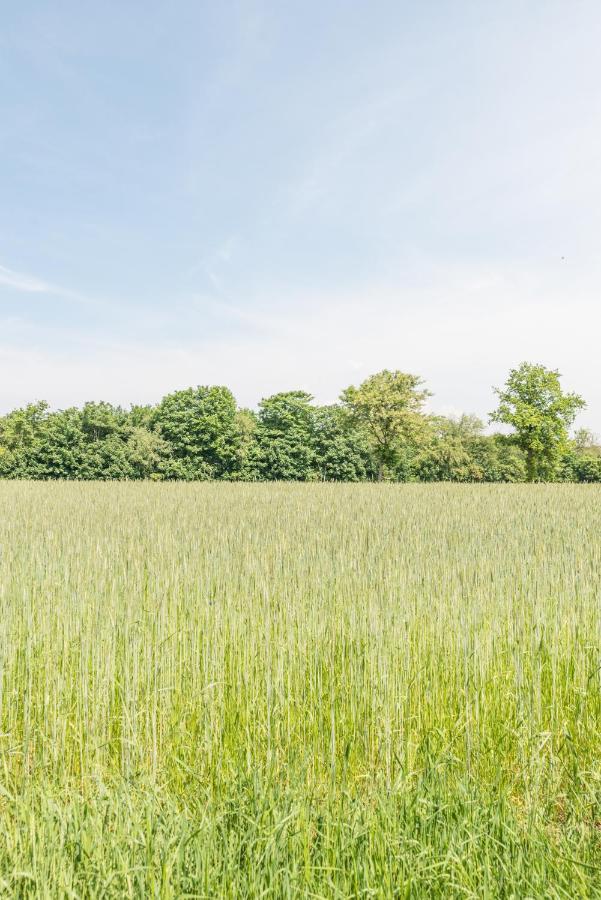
(0, 482, 600, 897)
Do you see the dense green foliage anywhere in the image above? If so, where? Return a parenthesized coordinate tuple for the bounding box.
(0, 364, 599, 481)
(1, 482, 600, 896)
(491, 363, 586, 482)
(341, 370, 431, 480)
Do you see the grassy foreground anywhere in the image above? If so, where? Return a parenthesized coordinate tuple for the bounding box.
(0, 483, 600, 898)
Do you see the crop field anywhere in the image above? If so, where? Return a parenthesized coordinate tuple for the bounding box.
(0, 483, 600, 897)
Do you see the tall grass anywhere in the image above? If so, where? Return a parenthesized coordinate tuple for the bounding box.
(0, 483, 600, 897)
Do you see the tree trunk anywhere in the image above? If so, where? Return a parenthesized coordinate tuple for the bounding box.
(526, 450, 537, 483)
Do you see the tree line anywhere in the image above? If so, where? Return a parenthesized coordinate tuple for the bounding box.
(0, 362, 599, 483)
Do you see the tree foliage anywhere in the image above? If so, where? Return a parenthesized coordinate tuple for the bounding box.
(154, 386, 239, 479)
(0, 366, 595, 482)
(490, 363, 585, 482)
(340, 371, 431, 480)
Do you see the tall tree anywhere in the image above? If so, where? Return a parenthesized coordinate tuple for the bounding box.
(490, 363, 585, 482)
(0, 402, 50, 478)
(230, 408, 262, 481)
(154, 386, 240, 479)
(414, 415, 484, 482)
(340, 370, 431, 480)
(313, 405, 374, 481)
(256, 391, 316, 480)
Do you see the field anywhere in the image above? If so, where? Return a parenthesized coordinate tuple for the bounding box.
(0, 483, 600, 897)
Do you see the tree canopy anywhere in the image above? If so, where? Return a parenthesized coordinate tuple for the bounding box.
(0, 365, 596, 482)
(340, 370, 431, 480)
(490, 363, 586, 482)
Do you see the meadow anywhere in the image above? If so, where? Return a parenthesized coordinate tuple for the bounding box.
(0, 482, 600, 898)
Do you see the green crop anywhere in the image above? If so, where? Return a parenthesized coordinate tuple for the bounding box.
(0, 483, 600, 897)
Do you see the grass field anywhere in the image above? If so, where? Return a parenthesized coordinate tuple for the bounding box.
(0, 483, 600, 897)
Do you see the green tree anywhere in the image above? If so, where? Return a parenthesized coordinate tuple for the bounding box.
(154, 386, 240, 479)
(313, 405, 374, 481)
(81, 402, 128, 441)
(340, 370, 431, 480)
(490, 363, 585, 482)
(415, 416, 484, 482)
(0, 401, 48, 449)
(256, 391, 316, 481)
(124, 427, 172, 480)
(574, 427, 599, 453)
(569, 453, 601, 482)
(0, 402, 50, 478)
(35, 408, 89, 479)
(466, 434, 526, 483)
(435, 414, 485, 441)
(228, 408, 263, 481)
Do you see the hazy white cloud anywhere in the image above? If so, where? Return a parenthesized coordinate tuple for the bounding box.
(0, 259, 598, 432)
(0, 264, 54, 294)
(0, 262, 124, 315)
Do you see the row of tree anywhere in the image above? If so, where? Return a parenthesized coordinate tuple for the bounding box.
(0, 363, 599, 482)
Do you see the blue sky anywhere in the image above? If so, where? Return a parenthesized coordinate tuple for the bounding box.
(1, 1, 600, 430)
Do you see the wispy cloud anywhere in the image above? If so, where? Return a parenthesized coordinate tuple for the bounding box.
(1, 259, 598, 434)
(0, 264, 55, 294)
(0, 262, 117, 311)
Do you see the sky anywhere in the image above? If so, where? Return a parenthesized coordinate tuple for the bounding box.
(1, 0, 600, 431)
